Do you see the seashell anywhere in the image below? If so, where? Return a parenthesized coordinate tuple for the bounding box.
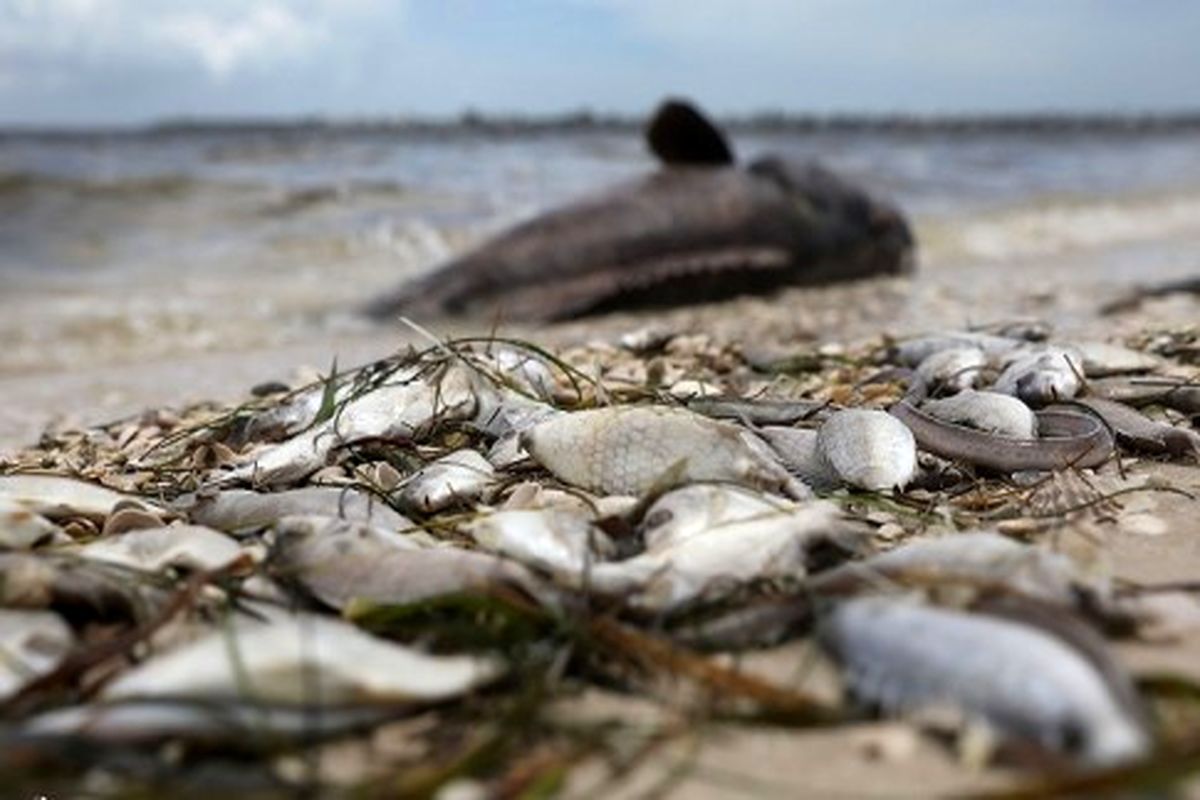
(463, 508, 613, 580)
(0, 498, 62, 549)
(914, 347, 986, 392)
(1068, 341, 1161, 377)
(397, 449, 495, 514)
(270, 515, 549, 610)
(0, 474, 167, 522)
(181, 487, 411, 534)
(817, 410, 916, 491)
(100, 505, 165, 537)
(77, 525, 246, 573)
(992, 347, 1082, 406)
(758, 427, 842, 491)
(820, 597, 1149, 766)
(521, 405, 806, 498)
(102, 613, 502, 706)
(0, 609, 75, 701)
(588, 492, 863, 613)
(919, 390, 1037, 438)
(227, 366, 478, 487)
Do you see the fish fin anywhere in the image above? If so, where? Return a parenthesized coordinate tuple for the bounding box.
(645, 99, 735, 167)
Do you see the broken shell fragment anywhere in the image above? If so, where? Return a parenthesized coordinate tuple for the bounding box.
(397, 449, 496, 514)
(817, 410, 917, 491)
(521, 405, 804, 498)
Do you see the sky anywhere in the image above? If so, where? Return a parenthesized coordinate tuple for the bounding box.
(2, 0, 1200, 126)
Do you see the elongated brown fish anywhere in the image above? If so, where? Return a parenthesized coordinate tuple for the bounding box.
(364, 99, 915, 321)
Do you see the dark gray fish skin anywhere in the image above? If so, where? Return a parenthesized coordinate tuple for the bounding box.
(364, 107, 914, 322)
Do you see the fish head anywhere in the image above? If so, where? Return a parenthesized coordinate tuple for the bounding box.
(749, 156, 916, 277)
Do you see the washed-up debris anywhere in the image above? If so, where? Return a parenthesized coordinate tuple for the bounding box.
(180, 486, 411, 534)
(817, 409, 917, 491)
(1, 325, 1197, 794)
(820, 596, 1150, 766)
(397, 448, 496, 513)
(521, 405, 808, 498)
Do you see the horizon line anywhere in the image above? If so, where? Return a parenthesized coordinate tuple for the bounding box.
(5, 107, 1200, 137)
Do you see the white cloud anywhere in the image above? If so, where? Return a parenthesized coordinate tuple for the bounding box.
(0, 0, 390, 81)
(150, 4, 321, 80)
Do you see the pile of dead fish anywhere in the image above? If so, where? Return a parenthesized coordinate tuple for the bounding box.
(0, 323, 1198, 792)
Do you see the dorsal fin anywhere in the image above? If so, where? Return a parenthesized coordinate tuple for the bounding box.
(645, 99, 734, 167)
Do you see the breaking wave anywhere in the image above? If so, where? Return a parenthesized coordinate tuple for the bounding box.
(923, 191, 1200, 263)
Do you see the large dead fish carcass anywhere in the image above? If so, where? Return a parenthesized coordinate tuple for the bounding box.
(363, 99, 913, 321)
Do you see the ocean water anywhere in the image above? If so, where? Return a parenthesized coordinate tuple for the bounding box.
(2, 121, 1200, 375)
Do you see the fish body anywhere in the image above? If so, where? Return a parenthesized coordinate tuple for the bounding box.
(364, 100, 913, 321)
(821, 597, 1149, 766)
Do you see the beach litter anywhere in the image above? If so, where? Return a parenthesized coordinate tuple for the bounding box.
(0, 323, 1198, 796)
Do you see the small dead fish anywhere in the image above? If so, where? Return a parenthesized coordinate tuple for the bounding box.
(589, 491, 861, 613)
(891, 333, 1020, 368)
(1073, 396, 1200, 460)
(820, 597, 1149, 766)
(521, 405, 807, 498)
(180, 486, 410, 535)
(817, 409, 916, 491)
(100, 612, 502, 706)
(808, 532, 1102, 608)
(226, 366, 478, 487)
(919, 390, 1037, 438)
(76, 525, 246, 573)
(463, 508, 613, 580)
(0, 609, 74, 701)
(758, 427, 842, 491)
(0, 474, 166, 522)
(270, 515, 549, 610)
(914, 347, 986, 392)
(993, 347, 1082, 406)
(1089, 376, 1200, 416)
(397, 449, 496, 514)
